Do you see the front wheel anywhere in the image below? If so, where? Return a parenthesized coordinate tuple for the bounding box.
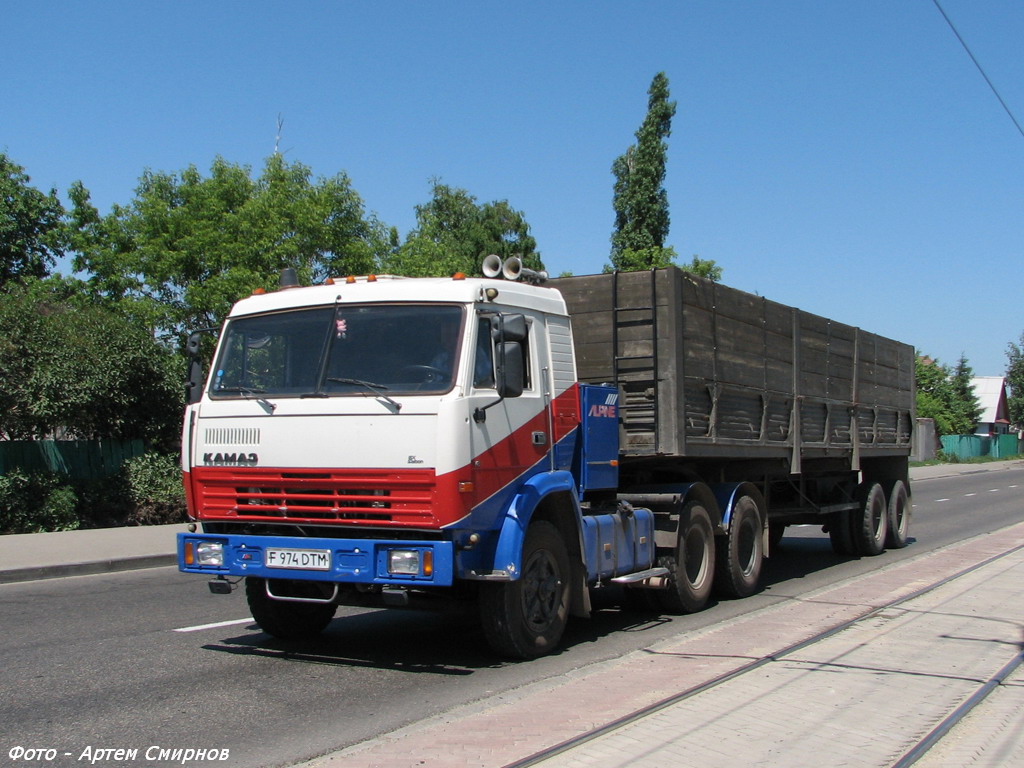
(480, 521, 571, 659)
(245, 578, 337, 640)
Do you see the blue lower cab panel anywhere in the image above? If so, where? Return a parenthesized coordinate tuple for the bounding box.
(581, 509, 656, 581)
(178, 532, 455, 586)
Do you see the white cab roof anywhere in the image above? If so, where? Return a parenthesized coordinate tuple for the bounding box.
(227, 275, 569, 318)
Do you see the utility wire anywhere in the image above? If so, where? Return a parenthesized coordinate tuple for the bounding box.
(931, 0, 1024, 140)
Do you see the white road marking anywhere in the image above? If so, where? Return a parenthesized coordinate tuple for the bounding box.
(173, 618, 253, 633)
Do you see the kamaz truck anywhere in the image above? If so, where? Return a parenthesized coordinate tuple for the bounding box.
(178, 258, 915, 658)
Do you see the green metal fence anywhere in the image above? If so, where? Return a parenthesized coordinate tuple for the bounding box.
(0, 440, 146, 480)
(939, 434, 1021, 461)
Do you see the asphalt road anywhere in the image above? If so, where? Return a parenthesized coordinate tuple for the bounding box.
(2, 467, 1022, 768)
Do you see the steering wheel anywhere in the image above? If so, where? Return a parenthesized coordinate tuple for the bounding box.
(399, 364, 447, 385)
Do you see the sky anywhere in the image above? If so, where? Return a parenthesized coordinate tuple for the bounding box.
(4, 0, 1023, 375)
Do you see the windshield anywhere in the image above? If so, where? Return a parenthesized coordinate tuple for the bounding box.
(210, 304, 464, 399)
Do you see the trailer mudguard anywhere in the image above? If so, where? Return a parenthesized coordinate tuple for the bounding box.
(712, 481, 768, 543)
(488, 470, 580, 581)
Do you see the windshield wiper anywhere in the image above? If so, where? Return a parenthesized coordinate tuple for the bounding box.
(213, 386, 276, 413)
(327, 378, 402, 412)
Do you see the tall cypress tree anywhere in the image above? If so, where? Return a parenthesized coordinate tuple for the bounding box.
(610, 72, 676, 270)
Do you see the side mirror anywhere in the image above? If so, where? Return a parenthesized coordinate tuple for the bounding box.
(496, 341, 524, 399)
(494, 314, 527, 343)
(185, 331, 203, 357)
(185, 359, 204, 405)
(184, 328, 217, 405)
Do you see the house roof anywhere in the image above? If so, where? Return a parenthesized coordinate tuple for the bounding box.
(970, 377, 1010, 424)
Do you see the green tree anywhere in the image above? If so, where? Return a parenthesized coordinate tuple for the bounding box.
(0, 153, 65, 285)
(949, 354, 982, 434)
(610, 72, 676, 270)
(1006, 333, 1024, 428)
(915, 354, 981, 437)
(916, 355, 956, 436)
(0, 280, 182, 446)
(67, 154, 389, 341)
(682, 255, 722, 282)
(383, 180, 543, 277)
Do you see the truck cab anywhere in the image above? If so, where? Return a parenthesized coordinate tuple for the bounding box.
(179, 270, 648, 657)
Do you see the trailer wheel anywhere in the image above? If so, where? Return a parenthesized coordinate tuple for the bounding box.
(654, 502, 716, 614)
(480, 521, 571, 659)
(885, 480, 911, 549)
(851, 482, 888, 556)
(715, 494, 764, 599)
(828, 510, 856, 556)
(245, 577, 337, 640)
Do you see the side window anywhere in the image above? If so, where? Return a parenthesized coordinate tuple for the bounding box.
(473, 317, 495, 389)
(521, 322, 532, 391)
(474, 314, 534, 391)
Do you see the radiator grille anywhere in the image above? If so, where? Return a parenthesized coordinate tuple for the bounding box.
(194, 468, 436, 527)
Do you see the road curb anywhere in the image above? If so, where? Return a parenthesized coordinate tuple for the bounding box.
(0, 553, 179, 585)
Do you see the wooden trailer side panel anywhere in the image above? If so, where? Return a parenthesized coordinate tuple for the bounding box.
(554, 267, 914, 465)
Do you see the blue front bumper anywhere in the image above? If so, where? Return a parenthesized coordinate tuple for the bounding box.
(178, 532, 455, 586)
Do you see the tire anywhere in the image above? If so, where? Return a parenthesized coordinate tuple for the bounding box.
(885, 480, 911, 549)
(828, 510, 856, 556)
(714, 494, 764, 599)
(653, 502, 716, 614)
(851, 482, 888, 556)
(769, 522, 786, 552)
(245, 577, 337, 640)
(480, 521, 571, 659)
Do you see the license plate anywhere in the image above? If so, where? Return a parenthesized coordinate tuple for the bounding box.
(265, 547, 331, 571)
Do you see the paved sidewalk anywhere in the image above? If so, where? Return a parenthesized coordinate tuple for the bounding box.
(0, 521, 189, 583)
(299, 521, 1024, 768)
(528, 537, 1024, 768)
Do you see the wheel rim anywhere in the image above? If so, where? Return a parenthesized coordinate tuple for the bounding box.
(737, 514, 759, 576)
(871, 493, 885, 540)
(893, 492, 907, 535)
(521, 548, 562, 633)
(683, 526, 710, 587)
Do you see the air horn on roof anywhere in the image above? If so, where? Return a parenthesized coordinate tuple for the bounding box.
(482, 254, 548, 284)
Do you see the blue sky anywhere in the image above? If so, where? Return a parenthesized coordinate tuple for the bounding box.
(5, 1, 1023, 375)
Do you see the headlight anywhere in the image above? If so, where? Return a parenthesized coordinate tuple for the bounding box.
(387, 548, 433, 577)
(195, 541, 224, 567)
(388, 549, 421, 575)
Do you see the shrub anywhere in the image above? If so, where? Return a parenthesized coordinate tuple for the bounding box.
(120, 452, 187, 526)
(0, 468, 79, 534)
